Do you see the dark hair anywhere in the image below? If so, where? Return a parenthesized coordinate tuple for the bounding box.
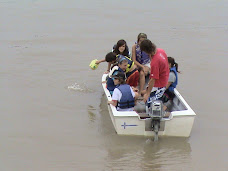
(168, 57, 180, 73)
(140, 39, 156, 55)
(137, 33, 147, 43)
(113, 39, 129, 57)
(118, 78, 126, 84)
(113, 72, 126, 84)
(105, 52, 116, 62)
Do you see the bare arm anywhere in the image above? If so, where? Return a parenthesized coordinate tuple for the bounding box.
(143, 78, 156, 103)
(108, 100, 117, 107)
(166, 82, 172, 89)
(103, 62, 111, 74)
(106, 62, 111, 72)
(95, 59, 106, 64)
(134, 92, 139, 100)
(96, 59, 111, 73)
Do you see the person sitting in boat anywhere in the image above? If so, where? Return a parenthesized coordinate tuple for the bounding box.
(117, 56, 139, 87)
(95, 39, 130, 73)
(113, 39, 130, 57)
(131, 33, 151, 95)
(106, 59, 128, 95)
(107, 57, 139, 95)
(161, 57, 180, 111)
(108, 72, 139, 111)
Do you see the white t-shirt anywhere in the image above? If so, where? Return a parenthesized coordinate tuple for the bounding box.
(112, 86, 135, 111)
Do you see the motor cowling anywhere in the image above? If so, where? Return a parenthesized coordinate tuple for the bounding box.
(147, 100, 164, 141)
(148, 100, 164, 119)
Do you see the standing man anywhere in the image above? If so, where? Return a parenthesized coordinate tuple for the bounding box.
(140, 39, 169, 104)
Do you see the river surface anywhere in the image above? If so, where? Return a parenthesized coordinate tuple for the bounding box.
(1, 0, 228, 170)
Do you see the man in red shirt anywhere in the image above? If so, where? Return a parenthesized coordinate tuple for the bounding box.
(140, 39, 169, 103)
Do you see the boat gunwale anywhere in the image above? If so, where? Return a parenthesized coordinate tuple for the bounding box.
(102, 74, 196, 117)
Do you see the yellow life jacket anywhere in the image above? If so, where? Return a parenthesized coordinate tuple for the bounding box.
(116, 55, 134, 73)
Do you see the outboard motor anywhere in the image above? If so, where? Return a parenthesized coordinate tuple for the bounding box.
(148, 100, 164, 141)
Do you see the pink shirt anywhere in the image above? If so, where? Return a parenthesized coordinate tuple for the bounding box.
(150, 48, 169, 87)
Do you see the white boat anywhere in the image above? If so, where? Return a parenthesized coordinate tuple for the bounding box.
(102, 74, 196, 138)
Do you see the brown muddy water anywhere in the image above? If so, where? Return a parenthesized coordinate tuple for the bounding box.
(1, 0, 228, 170)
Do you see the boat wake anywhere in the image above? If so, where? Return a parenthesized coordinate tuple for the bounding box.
(67, 82, 93, 93)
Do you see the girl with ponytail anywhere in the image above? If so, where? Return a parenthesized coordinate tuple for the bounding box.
(162, 57, 180, 111)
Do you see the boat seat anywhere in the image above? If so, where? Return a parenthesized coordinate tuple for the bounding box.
(168, 96, 187, 112)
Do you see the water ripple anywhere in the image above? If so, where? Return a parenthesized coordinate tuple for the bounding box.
(67, 82, 93, 93)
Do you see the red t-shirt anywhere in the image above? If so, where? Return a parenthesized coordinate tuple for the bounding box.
(150, 48, 169, 87)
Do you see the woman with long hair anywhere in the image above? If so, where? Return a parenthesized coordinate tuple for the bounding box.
(113, 39, 130, 57)
(131, 33, 151, 94)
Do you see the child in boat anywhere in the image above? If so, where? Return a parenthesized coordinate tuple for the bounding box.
(106, 58, 128, 95)
(96, 51, 137, 76)
(95, 39, 130, 73)
(107, 57, 139, 95)
(162, 57, 180, 111)
(106, 52, 136, 73)
(131, 33, 151, 94)
(113, 39, 130, 57)
(115, 56, 139, 87)
(108, 72, 139, 111)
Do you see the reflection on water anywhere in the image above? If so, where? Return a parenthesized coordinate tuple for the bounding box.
(99, 94, 192, 170)
(87, 105, 96, 123)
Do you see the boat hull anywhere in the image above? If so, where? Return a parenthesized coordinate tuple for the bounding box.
(102, 74, 196, 137)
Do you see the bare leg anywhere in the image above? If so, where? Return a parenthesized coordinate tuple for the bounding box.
(163, 104, 170, 118)
(144, 66, 150, 76)
(163, 105, 167, 111)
